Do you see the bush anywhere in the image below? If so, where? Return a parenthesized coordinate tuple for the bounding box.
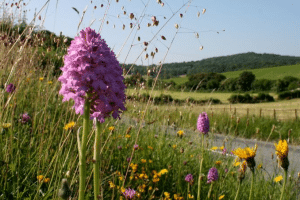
(255, 93, 275, 102)
(252, 79, 276, 91)
(237, 71, 256, 91)
(288, 81, 300, 91)
(228, 93, 254, 104)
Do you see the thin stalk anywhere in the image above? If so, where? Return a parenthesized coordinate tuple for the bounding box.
(187, 183, 190, 200)
(207, 182, 214, 199)
(280, 170, 288, 200)
(197, 134, 204, 200)
(79, 94, 91, 200)
(249, 170, 255, 200)
(234, 181, 241, 200)
(94, 121, 102, 200)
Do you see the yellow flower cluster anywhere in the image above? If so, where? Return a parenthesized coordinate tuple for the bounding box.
(37, 175, 50, 183)
(215, 160, 222, 165)
(174, 194, 184, 200)
(138, 184, 147, 192)
(108, 181, 115, 188)
(2, 123, 12, 129)
(109, 126, 115, 131)
(232, 145, 257, 160)
(130, 163, 138, 173)
(141, 159, 146, 163)
(274, 175, 283, 182)
(274, 140, 288, 159)
(64, 121, 76, 130)
(211, 146, 218, 150)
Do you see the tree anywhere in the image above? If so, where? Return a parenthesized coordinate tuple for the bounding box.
(237, 71, 256, 91)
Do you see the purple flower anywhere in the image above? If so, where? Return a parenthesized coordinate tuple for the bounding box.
(197, 112, 209, 134)
(20, 113, 31, 124)
(224, 168, 228, 173)
(126, 157, 131, 163)
(6, 83, 16, 93)
(123, 188, 136, 199)
(58, 27, 126, 123)
(133, 144, 139, 150)
(207, 167, 218, 184)
(222, 148, 227, 155)
(117, 146, 122, 150)
(185, 174, 194, 183)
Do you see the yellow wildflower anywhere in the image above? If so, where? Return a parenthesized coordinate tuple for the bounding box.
(121, 187, 125, 193)
(211, 146, 218, 151)
(47, 81, 53, 84)
(188, 194, 194, 199)
(219, 146, 224, 150)
(172, 144, 177, 149)
(234, 161, 241, 167)
(159, 169, 168, 175)
(39, 77, 44, 81)
(2, 123, 12, 129)
(109, 126, 115, 131)
(148, 146, 153, 150)
(108, 181, 115, 188)
(190, 154, 194, 158)
(148, 186, 152, 191)
(44, 178, 50, 183)
(177, 130, 184, 138)
(215, 160, 222, 165)
(119, 176, 123, 181)
(232, 145, 257, 160)
(274, 140, 288, 158)
(64, 121, 76, 130)
(37, 175, 44, 182)
(149, 159, 153, 163)
(219, 194, 225, 200)
(141, 159, 146, 163)
(174, 194, 184, 200)
(125, 134, 131, 138)
(274, 175, 283, 182)
(164, 192, 170, 198)
(274, 140, 289, 170)
(232, 144, 257, 171)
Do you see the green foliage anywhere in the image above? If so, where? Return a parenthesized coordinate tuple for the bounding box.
(237, 71, 256, 91)
(124, 72, 146, 87)
(228, 93, 274, 104)
(184, 72, 226, 91)
(219, 78, 239, 92)
(252, 79, 276, 91)
(277, 90, 300, 100)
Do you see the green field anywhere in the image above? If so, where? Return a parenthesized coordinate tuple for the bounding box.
(163, 64, 300, 85)
(126, 88, 278, 104)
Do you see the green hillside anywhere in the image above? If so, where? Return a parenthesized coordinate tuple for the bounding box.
(221, 64, 300, 80)
(163, 64, 300, 85)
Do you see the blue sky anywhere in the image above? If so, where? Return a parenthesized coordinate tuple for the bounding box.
(8, 0, 300, 65)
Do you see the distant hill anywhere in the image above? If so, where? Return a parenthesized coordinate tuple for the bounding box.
(163, 63, 300, 85)
(124, 52, 300, 78)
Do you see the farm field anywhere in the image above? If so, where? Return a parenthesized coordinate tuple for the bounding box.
(126, 88, 278, 104)
(163, 64, 300, 85)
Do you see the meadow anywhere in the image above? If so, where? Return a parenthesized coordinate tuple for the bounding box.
(1, 1, 300, 200)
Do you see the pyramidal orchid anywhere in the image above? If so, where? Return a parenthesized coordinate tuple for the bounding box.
(58, 27, 126, 200)
(58, 27, 126, 123)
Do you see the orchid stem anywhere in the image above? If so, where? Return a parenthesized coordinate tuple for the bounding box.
(94, 121, 102, 200)
(79, 94, 91, 200)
